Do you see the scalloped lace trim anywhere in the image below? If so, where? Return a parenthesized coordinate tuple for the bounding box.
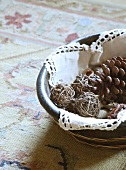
(91, 29, 126, 53)
(59, 109, 126, 131)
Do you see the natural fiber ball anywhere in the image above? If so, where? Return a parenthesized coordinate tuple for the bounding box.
(71, 71, 99, 97)
(50, 84, 75, 108)
(75, 92, 101, 117)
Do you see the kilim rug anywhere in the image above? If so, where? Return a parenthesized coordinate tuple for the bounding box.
(0, 0, 126, 169)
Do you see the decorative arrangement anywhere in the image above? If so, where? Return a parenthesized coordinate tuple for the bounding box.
(50, 56, 126, 120)
(41, 29, 126, 132)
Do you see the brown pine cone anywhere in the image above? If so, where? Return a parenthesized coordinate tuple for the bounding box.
(92, 56, 126, 103)
(107, 104, 125, 119)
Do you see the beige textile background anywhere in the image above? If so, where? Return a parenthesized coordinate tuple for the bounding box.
(0, 0, 126, 169)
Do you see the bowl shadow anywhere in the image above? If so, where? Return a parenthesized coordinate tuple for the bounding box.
(28, 118, 121, 170)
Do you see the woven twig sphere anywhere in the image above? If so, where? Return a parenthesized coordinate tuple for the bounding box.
(75, 92, 101, 117)
(50, 84, 75, 108)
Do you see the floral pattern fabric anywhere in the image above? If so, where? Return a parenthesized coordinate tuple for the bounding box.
(5, 12, 31, 28)
(0, 0, 126, 169)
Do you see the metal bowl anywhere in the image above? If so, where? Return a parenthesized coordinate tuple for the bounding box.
(36, 33, 126, 149)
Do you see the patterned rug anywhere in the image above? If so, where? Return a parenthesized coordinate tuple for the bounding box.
(0, 0, 126, 169)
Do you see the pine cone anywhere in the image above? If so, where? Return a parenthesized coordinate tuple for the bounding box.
(91, 56, 126, 103)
